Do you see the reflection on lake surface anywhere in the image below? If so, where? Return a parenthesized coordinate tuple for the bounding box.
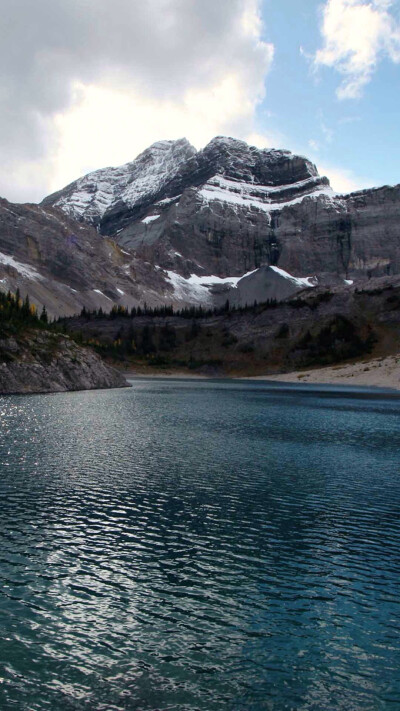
(0, 379, 399, 710)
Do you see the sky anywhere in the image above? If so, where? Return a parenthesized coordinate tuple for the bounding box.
(1, 0, 399, 202)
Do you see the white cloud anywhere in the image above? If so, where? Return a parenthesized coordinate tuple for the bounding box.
(315, 0, 400, 99)
(0, 0, 273, 202)
(317, 163, 375, 192)
(49, 76, 270, 193)
(245, 130, 287, 149)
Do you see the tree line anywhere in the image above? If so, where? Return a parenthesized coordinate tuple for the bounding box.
(0, 288, 48, 331)
(75, 297, 278, 322)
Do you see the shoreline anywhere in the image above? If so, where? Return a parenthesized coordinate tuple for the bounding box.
(242, 354, 400, 391)
(122, 353, 400, 391)
(122, 370, 209, 380)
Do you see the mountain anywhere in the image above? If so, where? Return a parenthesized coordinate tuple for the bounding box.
(43, 137, 400, 302)
(39, 137, 336, 309)
(43, 136, 329, 241)
(1, 136, 400, 316)
(0, 198, 181, 316)
(42, 138, 197, 230)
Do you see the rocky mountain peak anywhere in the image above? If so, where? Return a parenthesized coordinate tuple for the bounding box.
(199, 136, 321, 187)
(2, 136, 400, 318)
(129, 137, 196, 170)
(42, 137, 197, 229)
(40, 135, 335, 256)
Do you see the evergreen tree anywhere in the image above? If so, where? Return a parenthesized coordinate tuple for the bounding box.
(40, 305, 48, 323)
(22, 295, 30, 318)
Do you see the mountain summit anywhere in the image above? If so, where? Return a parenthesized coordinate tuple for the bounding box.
(0, 136, 399, 316)
(43, 136, 331, 237)
(42, 138, 197, 229)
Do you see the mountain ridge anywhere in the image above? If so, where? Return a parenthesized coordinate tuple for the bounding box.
(42, 136, 330, 236)
(0, 136, 399, 316)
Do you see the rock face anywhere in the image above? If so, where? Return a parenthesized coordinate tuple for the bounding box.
(0, 330, 128, 394)
(0, 135, 398, 316)
(44, 136, 327, 238)
(42, 136, 400, 296)
(0, 198, 177, 316)
(42, 139, 197, 229)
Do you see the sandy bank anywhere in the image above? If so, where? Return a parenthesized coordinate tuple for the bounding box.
(245, 354, 400, 390)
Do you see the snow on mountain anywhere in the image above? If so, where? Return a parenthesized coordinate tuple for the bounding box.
(45, 164, 132, 225)
(165, 266, 316, 306)
(197, 174, 335, 216)
(0, 251, 43, 281)
(43, 136, 330, 232)
(42, 138, 196, 227)
(270, 266, 317, 288)
(142, 215, 160, 224)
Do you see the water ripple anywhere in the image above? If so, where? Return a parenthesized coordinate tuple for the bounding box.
(0, 381, 400, 710)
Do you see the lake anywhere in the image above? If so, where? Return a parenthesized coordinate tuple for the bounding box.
(0, 378, 399, 710)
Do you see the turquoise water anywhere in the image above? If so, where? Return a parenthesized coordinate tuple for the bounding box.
(0, 379, 399, 710)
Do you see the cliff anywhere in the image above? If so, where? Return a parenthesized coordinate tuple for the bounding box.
(0, 136, 398, 318)
(42, 136, 400, 309)
(0, 329, 128, 394)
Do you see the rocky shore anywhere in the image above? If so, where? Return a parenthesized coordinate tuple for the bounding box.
(0, 330, 128, 394)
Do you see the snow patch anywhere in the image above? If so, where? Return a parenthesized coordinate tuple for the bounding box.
(0, 252, 43, 280)
(142, 215, 160, 225)
(186, 270, 257, 288)
(165, 269, 258, 304)
(156, 195, 181, 206)
(270, 266, 317, 288)
(93, 289, 112, 301)
(116, 288, 125, 295)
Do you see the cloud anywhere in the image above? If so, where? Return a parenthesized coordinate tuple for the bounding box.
(245, 130, 287, 149)
(317, 163, 375, 192)
(314, 0, 400, 99)
(50, 77, 266, 193)
(0, 0, 273, 202)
